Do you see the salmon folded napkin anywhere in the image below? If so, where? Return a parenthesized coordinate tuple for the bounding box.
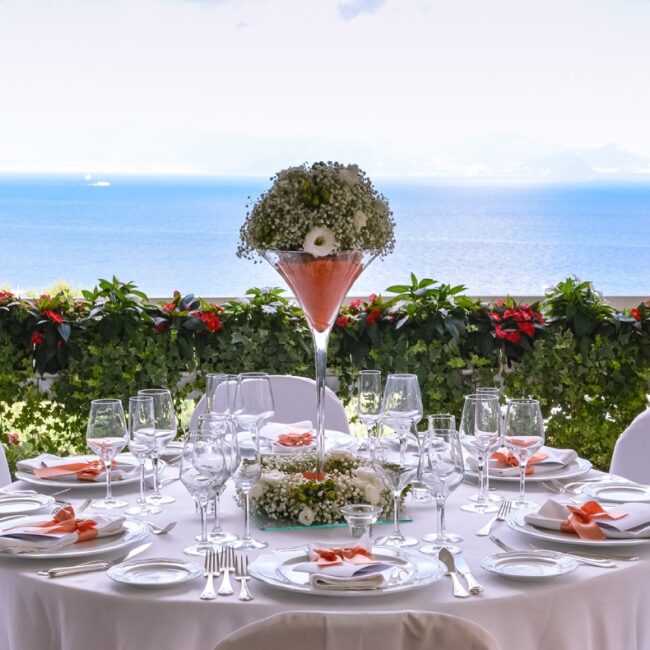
(17, 454, 139, 482)
(524, 498, 650, 540)
(293, 537, 392, 590)
(466, 446, 578, 477)
(259, 421, 316, 453)
(0, 505, 125, 554)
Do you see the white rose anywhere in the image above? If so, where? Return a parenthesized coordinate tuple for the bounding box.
(353, 466, 383, 490)
(249, 482, 265, 499)
(340, 164, 361, 185)
(353, 209, 367, 232)
(373, 198, 389, 217)
(303, 226, 338, 257)
(298, 506, 315, 526)
(364, 483, 381, 505)
(328, 449, 352, 462)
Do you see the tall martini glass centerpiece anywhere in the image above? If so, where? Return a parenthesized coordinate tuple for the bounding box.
(237, 162, 395, 475)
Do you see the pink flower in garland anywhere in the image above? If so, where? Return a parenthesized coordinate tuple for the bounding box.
(335, 316, 350, 327)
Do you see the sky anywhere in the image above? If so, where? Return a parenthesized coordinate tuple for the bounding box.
(1, 0, 649, 177)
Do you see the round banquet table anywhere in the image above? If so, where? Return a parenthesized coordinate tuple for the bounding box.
(1, 465, 650, 650)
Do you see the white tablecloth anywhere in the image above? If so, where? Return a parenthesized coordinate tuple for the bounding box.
(1, 467, 649, 650)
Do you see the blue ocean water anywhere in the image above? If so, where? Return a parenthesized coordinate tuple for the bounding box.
(1, 174, 649, 298)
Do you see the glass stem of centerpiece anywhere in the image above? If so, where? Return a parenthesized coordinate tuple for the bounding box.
(262, 250, 376, 476)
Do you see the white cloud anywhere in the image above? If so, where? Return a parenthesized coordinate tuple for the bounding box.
(338, 0, 386, 21)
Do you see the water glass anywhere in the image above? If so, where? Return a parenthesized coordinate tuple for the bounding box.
(381, 373, 423, 463)
(356, 370, 382, 459)
(459, 393, 501, 513)
(420, 416, 465, 554)
(473, 386, 504, 504)
(87, 399, 128, 510)
(205, 373, 238, 414)
(125, 395, 161, 516)
(504, 398, 545, 509)
(138, 388, 177, 506)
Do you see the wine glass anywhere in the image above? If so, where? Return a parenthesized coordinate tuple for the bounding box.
(205, 373, 238, 414)
(125, 395, 161, 516)
(181, 431, 228, 556)
(138, 388, 177, 506)
(473, 386, 504, 504)
(381, 373, 423, 463)
(459, 393, 501, 513)
(419, 415, 465, 555)
(356, 370, 382, 459)
(372, 431, 419, 547)
(198, 412, 239, 544)
(504, 398, 545, 509)
(86, 399, 128, 510)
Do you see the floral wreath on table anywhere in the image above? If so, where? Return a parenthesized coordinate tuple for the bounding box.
(236, 161, 396, 259)
(243, 450, 398, 527)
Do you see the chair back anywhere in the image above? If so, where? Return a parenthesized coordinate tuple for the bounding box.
(0, 443, 11, 487)
(215, 610, 502, 650)
(610, 408, 650, 482)
(190, 374, 350, 434)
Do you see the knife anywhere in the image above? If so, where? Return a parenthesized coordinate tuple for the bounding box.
(41, 542, 152, 578)
(454, 555, 483, 595)
(438, 548, 470, 598)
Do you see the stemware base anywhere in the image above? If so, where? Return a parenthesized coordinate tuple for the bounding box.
(512, 498, 538, 510)
(420, 541, 461, 555)
(422, 531, 463, 543)
(92, 498, 128, 510)
(146, 494, 176, 506)
(375, 534, 418, 548)
(208, 530, 239, 544)
(467, 492, 503, 503)
(125, 502, 162, 516)
(183, 543, 215, 557)
(460, 501, 500, 514)
(230, 537, 268, 550)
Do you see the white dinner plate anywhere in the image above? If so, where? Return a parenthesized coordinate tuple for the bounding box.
(583, 482, 650, 504)
(249, 545, 445, 596)
(0, 493, 55, 516)
(15, 454, 150, 490)
(480, 551, 578, 581)
(108, 557, 203, 587)
(466, 457, 593, 483)
(506, 509, 650, 547)
(0, 517, 149, 559)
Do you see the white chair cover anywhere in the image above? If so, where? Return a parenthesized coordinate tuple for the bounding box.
(214, 610, 502, 650)
(610, 408, 650, 483)
(0, 444, 10, 487)
(190, 374, 350, 434)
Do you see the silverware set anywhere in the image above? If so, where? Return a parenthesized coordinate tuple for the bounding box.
(200, 547, 253, 601)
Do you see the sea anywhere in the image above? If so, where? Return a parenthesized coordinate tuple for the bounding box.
(1, 174, 649, 299)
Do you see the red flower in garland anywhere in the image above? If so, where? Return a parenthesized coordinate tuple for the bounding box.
(162, 302, 176, 313)
(349, 299, 362, 311)
(368, 293, 378, 304)
(0, 290, 14, 304)
(495, 325, 521, 344)
(518, 321, 535, 337)
(366, 310, 381, 325)
(335, 316, 350, 327)
(631, 307, 642, 321)
(31, 331, 44, 346)
(43, 310, 63, 325)
(199, 312, 222, 333)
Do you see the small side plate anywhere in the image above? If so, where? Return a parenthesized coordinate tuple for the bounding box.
(583, 482, 650, 504)
(480, 551, 578, 581)
(0, 493, 55, 516)
(108, 557, 203, 587)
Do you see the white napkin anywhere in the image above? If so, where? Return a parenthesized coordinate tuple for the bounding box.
(259, 421, 315, 453)
(0, 513, 125, 554)
(467, 446, 578, 477)
(525, 499, 650, 539)
(16, 454, 139, 482)
(293, 538, 390, 591)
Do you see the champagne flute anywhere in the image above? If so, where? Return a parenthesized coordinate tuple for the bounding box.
(356, 370, 382, 458)
(198, 412, 239, 544)
(473, 386, 504, 504)
(230, 372, 274, 550)
(459, 394, 501, 513)
(504, 398, 545, 509)
(86, 398, 128, 510)
(181, 431, 228, 556)
(125, 395, 161, 516)
(372, 431, 419, 547)
(381, 373, 423, 463)
(138, 388, 177, 506)
(420, 415, 465, 554)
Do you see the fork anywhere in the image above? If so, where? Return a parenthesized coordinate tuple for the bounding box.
(200, 549, 217, 600)
(217, 546, 235, 596)
(234, 554, 254, 601)
(476, 499, 512, 536)
(145, 521, 177, 535)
